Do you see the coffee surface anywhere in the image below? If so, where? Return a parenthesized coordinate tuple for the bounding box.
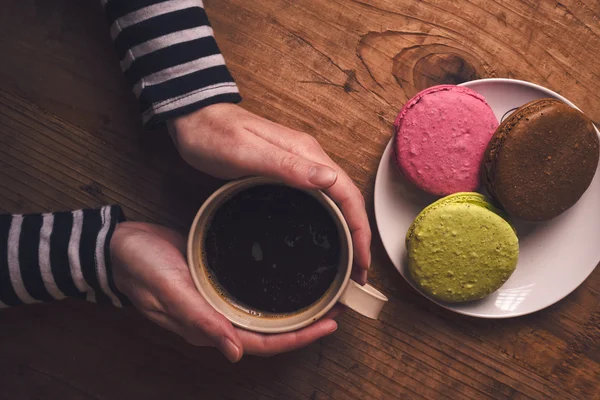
(204, 184, 341, 314)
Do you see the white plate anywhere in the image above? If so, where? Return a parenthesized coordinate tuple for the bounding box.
(374, 78, 600, 318)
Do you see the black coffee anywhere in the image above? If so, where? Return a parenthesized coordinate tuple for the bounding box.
(203, 184, 340, 314)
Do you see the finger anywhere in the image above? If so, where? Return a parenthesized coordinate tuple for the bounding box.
(360, 270, 368, 285)
(123, 246, 241, 360)
(170, 291, 243, 362)
(232, 125, 337, 189)
(325, 170, 372, 276)
(239, 136, 339, 190)
(259, 144, 371, 280)
(323, 303, 346, 319)
(143, 309, 212, 347)
(127, 230, 243, 362)
(168, 287, 244, 362)
(237, 319, 337, 357)
(246, 122, 372, 275)
(243, 118, 324, 157)
(351, 269, 368, 286)
(158, 258, 243, 363)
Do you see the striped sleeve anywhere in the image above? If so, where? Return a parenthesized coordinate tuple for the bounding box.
(102, 0, 242, 127)
(0, 206, 129, 308)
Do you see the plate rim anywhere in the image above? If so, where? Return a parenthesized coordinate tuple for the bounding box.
(374, 78, 600, 318)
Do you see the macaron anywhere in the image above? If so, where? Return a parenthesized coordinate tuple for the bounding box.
(394, 85, 498, 196)
(406, 193, 519, 303)
(482, 98, 599, 221)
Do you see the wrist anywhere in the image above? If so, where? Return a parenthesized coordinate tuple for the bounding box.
(168, 103, 238, 157)
(108, 222, 136, 307)
(168, 103, 233, 133)
(109, 222, 135, 296)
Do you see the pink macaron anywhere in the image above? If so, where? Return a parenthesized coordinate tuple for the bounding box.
(394, 85, 498, 196)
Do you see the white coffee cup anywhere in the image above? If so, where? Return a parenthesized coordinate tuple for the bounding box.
(187, 177, 388, 333)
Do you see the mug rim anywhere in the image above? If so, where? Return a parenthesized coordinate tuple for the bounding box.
(187, 177, 353, 333)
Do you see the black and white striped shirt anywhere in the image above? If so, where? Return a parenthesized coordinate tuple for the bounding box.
(0, 206, 128, 307)
(1, 0, 241, 306)
(104, 0, 242, 125)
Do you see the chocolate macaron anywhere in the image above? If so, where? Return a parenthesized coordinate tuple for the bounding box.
(483, 98, 599, 221)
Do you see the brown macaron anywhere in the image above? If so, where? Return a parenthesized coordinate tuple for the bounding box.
(482, 98, 599, 222)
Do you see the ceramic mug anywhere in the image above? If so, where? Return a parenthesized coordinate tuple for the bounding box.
(187, 177, 388, 333)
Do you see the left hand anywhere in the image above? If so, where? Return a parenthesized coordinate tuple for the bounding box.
(168, 104, 371, 283)
(110, 221, 342, 362)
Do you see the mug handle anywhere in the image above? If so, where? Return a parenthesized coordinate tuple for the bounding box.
(338, 280, 388, 320)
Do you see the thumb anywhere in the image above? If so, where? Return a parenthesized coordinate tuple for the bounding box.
(167, 287, 244, 363)
(254, 145, 338, 189)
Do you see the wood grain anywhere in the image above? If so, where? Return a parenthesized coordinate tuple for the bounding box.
(1, 0, 599, 399)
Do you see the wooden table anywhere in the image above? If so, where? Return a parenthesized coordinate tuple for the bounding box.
(1, 1, 599, 399)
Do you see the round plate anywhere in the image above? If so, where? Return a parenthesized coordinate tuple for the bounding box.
(374, 78, 600, 318)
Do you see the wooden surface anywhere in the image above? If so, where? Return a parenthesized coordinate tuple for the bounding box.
(1, 0, 599, 398)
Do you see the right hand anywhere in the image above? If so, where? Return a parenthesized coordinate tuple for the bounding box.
(110, 221, 342, 362)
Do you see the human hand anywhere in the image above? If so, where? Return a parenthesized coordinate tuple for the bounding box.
(168, 103, 371, 283)
(110, 221, 341, 362)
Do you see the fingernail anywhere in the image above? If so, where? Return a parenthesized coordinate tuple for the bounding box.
(360, 270, 368, 285)
(308, 165, 337, 187)
(326, 321, 338, 334)
(223, 338, 241, 363)
(368, 253, 372, 269)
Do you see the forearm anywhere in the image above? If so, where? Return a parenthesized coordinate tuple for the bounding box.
(0, 206, 127, 307)
(102, 0, 242, 126)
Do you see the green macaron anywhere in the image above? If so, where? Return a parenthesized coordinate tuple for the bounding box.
(406, 193, 519, 303)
